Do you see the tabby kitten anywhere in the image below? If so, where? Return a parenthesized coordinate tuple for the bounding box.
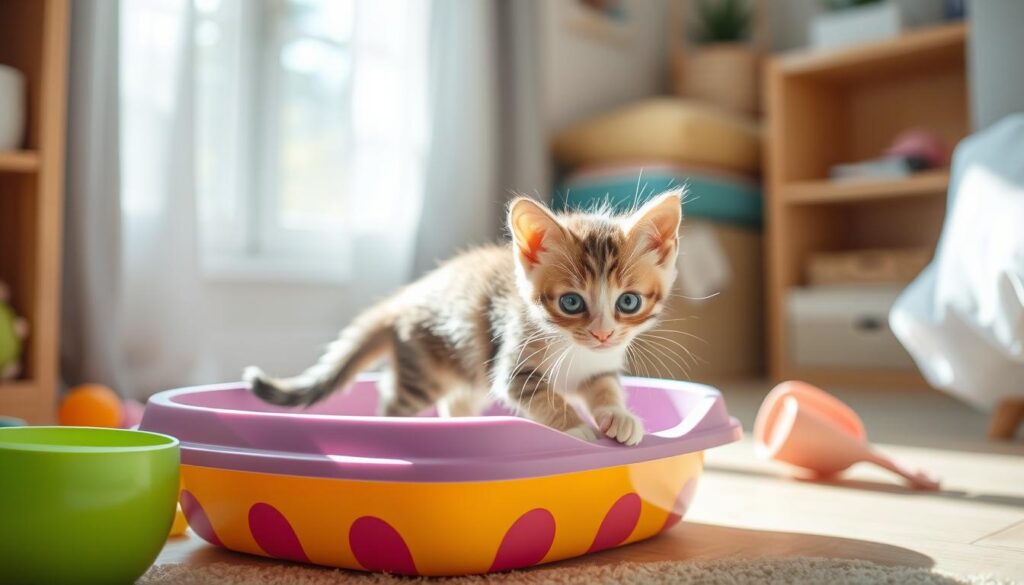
(245, 190, 683, 445)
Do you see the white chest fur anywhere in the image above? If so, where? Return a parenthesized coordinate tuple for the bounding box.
(540, 342, 627, 393)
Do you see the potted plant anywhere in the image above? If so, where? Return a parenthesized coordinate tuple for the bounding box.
(672, 0, 762, 116)
(811, 0, 902, 49)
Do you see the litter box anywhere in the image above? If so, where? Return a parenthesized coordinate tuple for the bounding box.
(140, 374, 741, 575)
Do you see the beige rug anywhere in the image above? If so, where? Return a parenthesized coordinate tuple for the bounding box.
(139, 557, 1015, 585)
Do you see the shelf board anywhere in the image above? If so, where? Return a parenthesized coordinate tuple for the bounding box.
(0, 380, 43, 421)
(784, 170, 949, 204)
(0, 150, 41, 173)
(0, 379, 56, 424)
(0, 380, 35, 394)
(775, 22, 967, 83)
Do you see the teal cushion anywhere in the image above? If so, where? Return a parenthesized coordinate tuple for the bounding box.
(555, 167, 762, 228)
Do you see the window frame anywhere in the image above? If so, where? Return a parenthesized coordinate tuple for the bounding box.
(195, 0, 353, 284)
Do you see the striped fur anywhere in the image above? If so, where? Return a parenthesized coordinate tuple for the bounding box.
(245, 190, 683, 445)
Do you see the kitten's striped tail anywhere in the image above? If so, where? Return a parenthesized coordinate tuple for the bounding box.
(244, 305, 394, 406)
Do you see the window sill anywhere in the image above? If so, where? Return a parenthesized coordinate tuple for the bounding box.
(201, 252, 350, 285)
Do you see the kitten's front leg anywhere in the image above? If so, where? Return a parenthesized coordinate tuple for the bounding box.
(506, 370, 597, 441)
(578, 373, 645, 446)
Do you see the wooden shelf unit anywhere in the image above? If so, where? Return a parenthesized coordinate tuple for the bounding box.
(785, 170, 949, 204)
(0, 150, 40, 172)
(0, 0, 68, 423)
(764, 23, 968, 389)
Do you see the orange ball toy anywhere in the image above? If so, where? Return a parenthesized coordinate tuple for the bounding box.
(58, 384, 123, 428)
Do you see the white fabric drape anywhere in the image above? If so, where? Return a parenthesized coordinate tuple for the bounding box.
(62, 0, 124, 389)
(412, 0, 550, 275)
(890, 114, 1024, 410)
(411, 0, 500, 275)
(64, 0, 213, 400)
(63, 0, 544, 397)
(118, 0, 215, 397)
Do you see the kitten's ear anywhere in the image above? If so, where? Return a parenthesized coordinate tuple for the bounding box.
(508, 197, 565, 269)
(625, 190, 683, 264)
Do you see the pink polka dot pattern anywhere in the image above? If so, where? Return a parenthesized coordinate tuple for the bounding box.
(661, 477, 699, 532)
(248, 503, 309, 563)
(349, 516, 418, 575)
(587, 493, 641, 553)
(179, 490, 223, 547)
(489, 508, 556, 572)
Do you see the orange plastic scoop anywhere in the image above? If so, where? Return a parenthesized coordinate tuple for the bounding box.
(754, 380, 939, 490)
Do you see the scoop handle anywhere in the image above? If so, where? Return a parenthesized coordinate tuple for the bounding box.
(866, 450, 940, 490)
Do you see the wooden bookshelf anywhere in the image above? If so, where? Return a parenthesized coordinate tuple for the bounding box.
(764, 23, 968, 389)
(0, 150, 40, 172)
(0, 0, 68, 423)
(785, 170, 949, 204)
(775, 22, 966, 81)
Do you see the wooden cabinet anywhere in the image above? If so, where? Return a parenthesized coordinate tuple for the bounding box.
(0, 0, 68, 422)
(764, 23, 968, 388)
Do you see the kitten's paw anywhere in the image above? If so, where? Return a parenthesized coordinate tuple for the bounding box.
(595, 407, 646, 446)
(565, 424, 599, 442)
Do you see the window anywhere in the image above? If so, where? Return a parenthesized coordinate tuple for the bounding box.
(193, 0, 429, 282)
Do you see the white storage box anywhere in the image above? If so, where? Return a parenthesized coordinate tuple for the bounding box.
(811, 2, 902, 50)
(788, 286, 914, 369)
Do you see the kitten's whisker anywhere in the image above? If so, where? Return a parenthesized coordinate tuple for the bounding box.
(651, 317, 696, 324)
(638, 338, 696, 379)
(637, 338, 693, 376)
(507, 347, 553, 391)
(664, 291, 721, 302)
(541, 345, 571, 388)
(521, 341, 570, 412)
(561, 346, 581, 428)
(509, 333, 552, 370)
(507, 340, 556, 388)
(516, 328, 554, 354)
(634, 344, 667, 379)
(635, 340, 675, 379)
(644, 329, 710, 347)
(629, 343, 658, 380)
(561, 347, 578, 396)
(625, 345, 642, 377)
(509, 331, 558, 373)
(648, 341, 690, 379)
(543, 346, 572, 414)
(638, 334, 701, 368)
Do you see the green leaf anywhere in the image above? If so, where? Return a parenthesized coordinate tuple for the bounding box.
(692, 0, 751, 44)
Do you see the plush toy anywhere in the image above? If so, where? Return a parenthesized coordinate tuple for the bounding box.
(0, 281, 28, 381)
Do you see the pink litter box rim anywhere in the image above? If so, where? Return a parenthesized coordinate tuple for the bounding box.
(140, 374, 741, 483)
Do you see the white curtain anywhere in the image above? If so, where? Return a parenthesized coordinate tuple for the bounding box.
(64, 0, 213, 400)
(411, 0, 499, 274)
(63, 0, 544, 398)
(413, 0, 550, 274)
(62, 0, 123, 389)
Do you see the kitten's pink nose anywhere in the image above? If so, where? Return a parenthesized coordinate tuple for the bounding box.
(589, 329, 614, 343)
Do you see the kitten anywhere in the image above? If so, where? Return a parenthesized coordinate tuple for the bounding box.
(245, 190, 682, 445)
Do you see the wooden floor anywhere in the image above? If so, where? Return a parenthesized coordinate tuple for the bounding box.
(157, 381, 1024, 581)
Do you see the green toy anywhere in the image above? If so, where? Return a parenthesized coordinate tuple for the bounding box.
(0, 281, 28, 381)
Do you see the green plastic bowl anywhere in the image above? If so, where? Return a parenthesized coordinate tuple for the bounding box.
(0, 426, 179, 585)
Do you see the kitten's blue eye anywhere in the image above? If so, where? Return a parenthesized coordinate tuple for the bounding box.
(616, 292, 642, 314)
(558, 293, 586, 315)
